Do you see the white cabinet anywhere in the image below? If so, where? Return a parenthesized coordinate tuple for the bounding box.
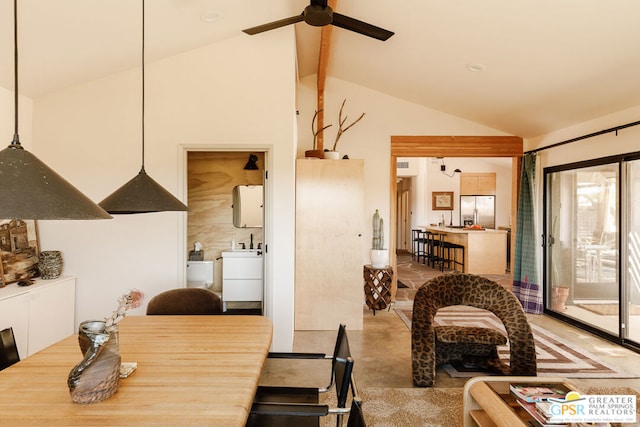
(222, 251, 263, 302)
(0, 292, 29, 359)
(0, 276, 76, 359)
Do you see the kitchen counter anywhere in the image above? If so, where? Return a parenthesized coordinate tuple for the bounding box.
(423, 226, 508, 234)
(419, 226, 508, 274)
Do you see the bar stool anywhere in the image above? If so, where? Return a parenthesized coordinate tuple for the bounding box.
(411, 229, 421, 261)
(423, 231, 437, 266)
(429, 233, 447, 271)
(442, 241, 465, 272)
(417, 230, 429, 264)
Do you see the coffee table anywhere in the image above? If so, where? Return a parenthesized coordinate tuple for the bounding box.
(463, 376, 578, 427)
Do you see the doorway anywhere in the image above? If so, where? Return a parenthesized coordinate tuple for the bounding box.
(388, 135, 524, 298)
(185, 150, 266, 313)
(396, 186, 410, 252)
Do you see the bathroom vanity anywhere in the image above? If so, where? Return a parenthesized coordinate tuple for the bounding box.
(221, 250, 263, 306)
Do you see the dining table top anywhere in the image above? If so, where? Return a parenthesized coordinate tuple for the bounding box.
(0, 315, 273, 426)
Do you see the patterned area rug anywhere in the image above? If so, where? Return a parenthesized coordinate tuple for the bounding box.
(321, 386, 639, 427)
(358, 387, 463, 427)
(395, 305, 638, 378)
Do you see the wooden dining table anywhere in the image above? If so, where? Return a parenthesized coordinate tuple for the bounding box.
(0, 315, 273, 426)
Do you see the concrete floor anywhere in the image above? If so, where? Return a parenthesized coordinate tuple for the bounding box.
(260, 253, 640, 396)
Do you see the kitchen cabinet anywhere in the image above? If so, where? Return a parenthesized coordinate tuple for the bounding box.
(460, 173, 496, 195)
(423, 227, 507, 274)
(0, 276, 76, 359)
(295, 159, 364, 330)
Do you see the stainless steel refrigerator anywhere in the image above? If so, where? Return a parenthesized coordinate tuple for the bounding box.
(460, 195, 495, 229)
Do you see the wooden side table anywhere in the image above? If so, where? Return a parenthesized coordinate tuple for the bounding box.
(363, 265, 393, 314)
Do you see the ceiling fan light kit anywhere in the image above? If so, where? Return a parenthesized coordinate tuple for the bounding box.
(243, 0, 394, 41)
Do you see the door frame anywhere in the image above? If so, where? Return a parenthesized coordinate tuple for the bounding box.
(179, 144, 272, 317)
(389, 135, 523, 297)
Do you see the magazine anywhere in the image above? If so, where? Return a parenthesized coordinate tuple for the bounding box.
(510, 384, 570, 403)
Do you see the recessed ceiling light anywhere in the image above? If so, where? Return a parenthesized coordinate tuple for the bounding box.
(201, 10, 220, 23)
(466, 63, 485, 72)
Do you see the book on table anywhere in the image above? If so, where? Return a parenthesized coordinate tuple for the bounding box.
(509, 383, 570, 403)
(509, 383, 572, 427)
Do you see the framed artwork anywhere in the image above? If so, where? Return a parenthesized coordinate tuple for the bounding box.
(432, 191, 454, 210)
(0, 219, 40, 287)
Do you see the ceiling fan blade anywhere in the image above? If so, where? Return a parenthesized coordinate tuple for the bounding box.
(243, 15, 304, 35)
(331, 13, 394, 41)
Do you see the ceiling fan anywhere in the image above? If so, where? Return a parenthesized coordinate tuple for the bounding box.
(242, 0, 394, 41)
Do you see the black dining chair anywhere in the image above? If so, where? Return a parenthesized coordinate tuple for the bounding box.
(250, 324, 356, 427)
(258, 323, 349, 397)
(0, 327, 20, 371)
(247, 356, 357, 427)
(248, 396, 366, 427)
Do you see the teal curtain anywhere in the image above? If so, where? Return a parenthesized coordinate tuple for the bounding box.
(513, 153, 542, 313)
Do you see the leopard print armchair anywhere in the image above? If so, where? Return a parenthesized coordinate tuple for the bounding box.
(412, 273, 537, 387)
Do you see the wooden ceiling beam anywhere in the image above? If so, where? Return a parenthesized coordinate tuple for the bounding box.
(315, 0, 337, 153)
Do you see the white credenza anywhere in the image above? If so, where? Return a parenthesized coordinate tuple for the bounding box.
(0, 276, 76, 359)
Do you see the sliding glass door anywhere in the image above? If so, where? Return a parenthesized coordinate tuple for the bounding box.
(545, 153, 640, 348)
(626, 158, 640, 344)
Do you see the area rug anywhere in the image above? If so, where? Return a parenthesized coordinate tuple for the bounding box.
(320, 386, 639, 427)
(358, 387, 463, 427)
(394, 305, 638, 379)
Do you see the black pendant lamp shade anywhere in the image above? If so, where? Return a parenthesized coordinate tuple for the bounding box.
(0, 0, 111, 220)
(98, 0, 187, 214)
(0, 144, 112, 219)
(99, 167, 188, 214)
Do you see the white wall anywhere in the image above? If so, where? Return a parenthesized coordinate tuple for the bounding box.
(527, 104, 640, 163)
(1, 86, 33, 150)
(32, 30, 298, 351)
(297, 76, 509, 262)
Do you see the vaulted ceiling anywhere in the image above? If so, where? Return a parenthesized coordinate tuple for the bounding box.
(2, 0, 640, 139)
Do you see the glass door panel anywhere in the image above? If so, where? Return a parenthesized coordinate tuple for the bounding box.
(547, 163, 619, 336)
(625, 159, 640, 344)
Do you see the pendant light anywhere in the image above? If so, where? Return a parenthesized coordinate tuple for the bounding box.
(0, 0, 111, 220)
(99, 0, 187, 214)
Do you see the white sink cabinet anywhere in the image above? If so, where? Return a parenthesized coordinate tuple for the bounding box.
(221, 251, 263, 304)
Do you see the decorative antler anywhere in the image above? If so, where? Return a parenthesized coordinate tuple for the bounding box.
(332, 99, 365, 151)
(311, 110, 332, 150)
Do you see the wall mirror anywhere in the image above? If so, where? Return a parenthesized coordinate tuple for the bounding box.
(232, 185, 263, 228)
